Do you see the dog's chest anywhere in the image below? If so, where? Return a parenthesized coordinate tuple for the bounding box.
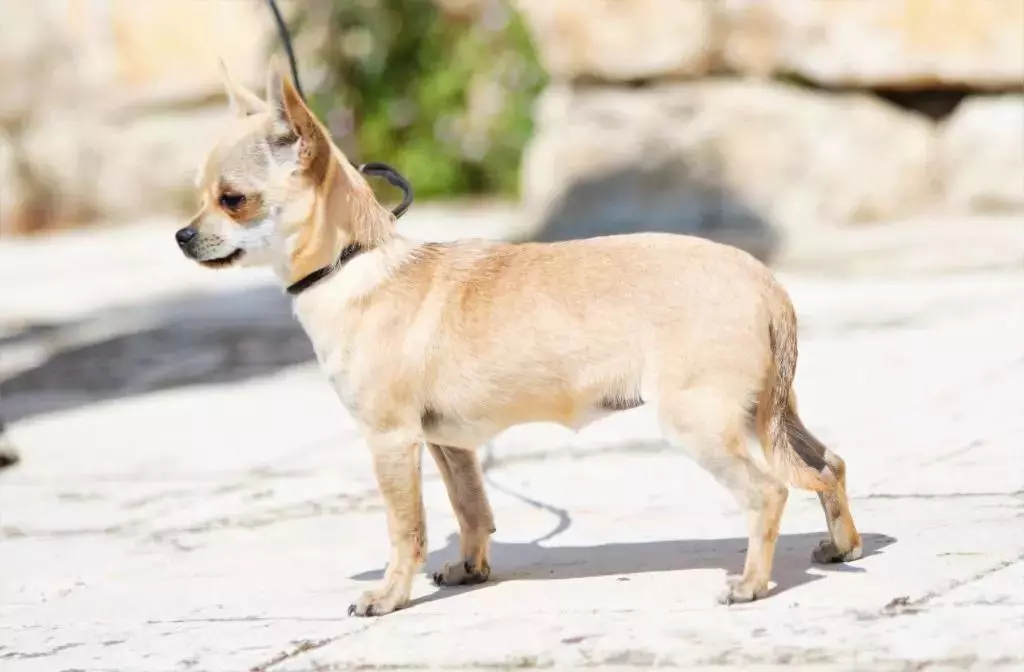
(314, 339, 369, 417)
(292, 304, 365, 413)
(315, 341, 365, 411)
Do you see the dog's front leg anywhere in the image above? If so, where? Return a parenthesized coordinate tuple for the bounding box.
(349, 435, 426, 617)
(427, 443, 495, 586)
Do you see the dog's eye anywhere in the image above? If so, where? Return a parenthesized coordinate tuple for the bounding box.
(219, 193, 246, 210)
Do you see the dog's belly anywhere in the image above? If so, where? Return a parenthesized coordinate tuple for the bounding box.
(423, 417, 503, 450)
(563, 406, 614, 432)
(421, 395, 643, 449)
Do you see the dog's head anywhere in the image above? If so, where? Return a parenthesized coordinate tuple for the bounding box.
(175, 60, 391, 280)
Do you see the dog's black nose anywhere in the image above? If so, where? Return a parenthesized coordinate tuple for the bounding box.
(175, 227, 197, 247)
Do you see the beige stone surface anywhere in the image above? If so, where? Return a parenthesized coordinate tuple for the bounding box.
(1, 219, 1023, 670)
(513, 0, 717, 82)
(0, 0, 277, 121)
(65, 0, 274, 106)
(0, 2, 70, 123)
(0, 0, 286, 234)
(17, 106, 237, 230)
(723, 0, 1024, 89)
(520, 81, 936, 257)
(939, 95, 1024, 213)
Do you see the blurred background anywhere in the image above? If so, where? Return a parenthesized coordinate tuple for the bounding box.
(1, 2, 1024, 666)
(1, 0, 1022, 243)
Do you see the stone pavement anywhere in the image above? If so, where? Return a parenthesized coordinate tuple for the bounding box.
(1, 211, 1023, 670)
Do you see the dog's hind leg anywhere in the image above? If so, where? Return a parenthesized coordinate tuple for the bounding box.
(811, 444, 863, 564)
(427, 443, 495, 586)
(756, 389, 863, 565)
(785, 396, 863, 564)
(349, 435, 426, 617)
(760, 296, 862, 563)
(660, 386, 789, 604)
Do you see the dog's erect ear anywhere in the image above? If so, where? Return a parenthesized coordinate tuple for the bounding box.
(266, 59, 330, 182)
(219, 58, 268, 117)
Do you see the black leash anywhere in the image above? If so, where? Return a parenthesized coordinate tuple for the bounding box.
(264, 0, 414, 220)
(264, 0, 415, 296)
(266, 0, 306, 101)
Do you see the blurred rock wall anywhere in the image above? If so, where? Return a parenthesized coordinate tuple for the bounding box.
(515, 0, 1024, 256)
(1, 0, 1021, 251)
(0, 0, 282, 237)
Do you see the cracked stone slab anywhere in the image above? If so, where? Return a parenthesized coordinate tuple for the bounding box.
(4, 447, 1022, 670)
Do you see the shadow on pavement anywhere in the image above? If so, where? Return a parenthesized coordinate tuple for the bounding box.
(0, 285, 314, 424)
(352, 531, 897, 606)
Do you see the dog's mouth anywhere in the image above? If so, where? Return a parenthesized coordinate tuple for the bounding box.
(199, 249, 245, 268)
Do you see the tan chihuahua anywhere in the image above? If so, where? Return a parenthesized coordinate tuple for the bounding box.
(176, 60, 863, 617)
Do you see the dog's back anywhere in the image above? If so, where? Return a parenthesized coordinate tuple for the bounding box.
(368, 232, 779, 441)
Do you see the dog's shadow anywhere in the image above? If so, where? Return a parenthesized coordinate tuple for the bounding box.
(351, 531, 897, 607)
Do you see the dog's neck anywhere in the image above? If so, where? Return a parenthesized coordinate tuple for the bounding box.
(277, 151, 400, 292)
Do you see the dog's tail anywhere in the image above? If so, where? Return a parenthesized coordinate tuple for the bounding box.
(754, 286, 837, 492)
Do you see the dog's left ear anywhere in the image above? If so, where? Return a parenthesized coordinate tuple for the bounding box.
(219, 58, 268, 117)
(266, 60, 330, 183)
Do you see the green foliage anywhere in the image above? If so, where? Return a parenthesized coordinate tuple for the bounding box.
(291, 0, 546, 199)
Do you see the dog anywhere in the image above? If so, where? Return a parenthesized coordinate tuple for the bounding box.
(175, 60, 863, 617)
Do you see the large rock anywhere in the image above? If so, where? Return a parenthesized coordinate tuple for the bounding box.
(940, 95, 1024, 213)
(17, 107, 236, 231)
(723, 0, 1024, 89)
(0, 0, 282, 235)
(513, 0, 717, 82)
(0, 3, 73, 125)
(68, 0, 272, 108)
(519, 81, 937, 258)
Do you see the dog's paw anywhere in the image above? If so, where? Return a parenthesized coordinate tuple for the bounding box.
(347, 589, 406, 618)
(717, 576, 770, 605)
(431, 559, 491, 587)
(811, 539, 864, 564)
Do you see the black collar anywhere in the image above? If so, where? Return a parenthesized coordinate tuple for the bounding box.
(286, 242, 365, 296)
